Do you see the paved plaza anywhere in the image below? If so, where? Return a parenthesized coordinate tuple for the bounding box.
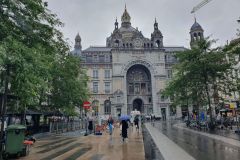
(20, 126, 145, 160)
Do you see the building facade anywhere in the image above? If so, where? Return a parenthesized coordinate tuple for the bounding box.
(72, 7, 200, 119)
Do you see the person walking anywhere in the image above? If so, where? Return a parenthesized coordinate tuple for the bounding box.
(88, 117, 93, 134)
(134, 116, 139, 132)
(107, 115, 114, 135)
(121, 120, 128, 142)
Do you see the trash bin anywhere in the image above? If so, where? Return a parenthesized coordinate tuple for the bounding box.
(3, 124, 27, 158)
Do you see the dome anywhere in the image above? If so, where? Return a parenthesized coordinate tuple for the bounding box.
(75, 33, 81, 41)
(191, 21, 203, 31)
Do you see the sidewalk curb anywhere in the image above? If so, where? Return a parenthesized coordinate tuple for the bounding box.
(174, 123, 240, 148)
(145, 123, 195, 160)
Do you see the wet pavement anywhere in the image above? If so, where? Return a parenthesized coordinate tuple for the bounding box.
(19, 126, 145, 160)
(151, 121, 240, 160)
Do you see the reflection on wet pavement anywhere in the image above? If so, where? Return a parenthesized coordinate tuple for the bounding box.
(20, 126, 145, 160)
(154, 121, 240, 160)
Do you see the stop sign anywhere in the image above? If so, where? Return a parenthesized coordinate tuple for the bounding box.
(83, 101, 91, 109)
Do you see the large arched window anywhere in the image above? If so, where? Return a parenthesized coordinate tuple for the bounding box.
(127, 65, 151, 95)
(104, 100, 111, 115)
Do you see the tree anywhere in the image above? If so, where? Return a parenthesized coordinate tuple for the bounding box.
(164, 38, 232, 126)
(51, 55, 89, 115)
(0, 1, 89, 156)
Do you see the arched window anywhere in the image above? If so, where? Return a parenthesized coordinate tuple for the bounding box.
(147, 43, 150, 48)
(144, 43, 146, 48)
(194, 33, 197, 40)
(104, 100, 111, 115)
(126, 43, 129, 48)
(123, 43, 125, 48)
(114, 39, 119, 47)
(151, 43, 153, 48)
(198, 32, 202, 39)
(130, 43, 132, 48)
(156, 40, 160, 48)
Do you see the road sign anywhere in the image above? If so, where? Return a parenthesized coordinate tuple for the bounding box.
(83, 101, 91, 109)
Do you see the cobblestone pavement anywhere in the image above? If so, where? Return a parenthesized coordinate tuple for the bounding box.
(19, 126, 145, 160)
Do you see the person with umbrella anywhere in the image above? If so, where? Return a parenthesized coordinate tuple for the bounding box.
(120, 115, 130, 142)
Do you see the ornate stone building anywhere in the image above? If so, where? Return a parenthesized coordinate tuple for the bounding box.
(72, 6, 202, 119)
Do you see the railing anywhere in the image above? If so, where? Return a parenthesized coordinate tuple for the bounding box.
(49, 120, 85, 133)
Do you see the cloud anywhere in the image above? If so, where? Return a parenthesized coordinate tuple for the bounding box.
(46, 0, 240, 49)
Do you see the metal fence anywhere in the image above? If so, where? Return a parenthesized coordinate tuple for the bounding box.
(49, 120, 85, 133)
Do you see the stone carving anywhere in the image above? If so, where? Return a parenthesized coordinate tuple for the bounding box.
(121, 60, 157, 75)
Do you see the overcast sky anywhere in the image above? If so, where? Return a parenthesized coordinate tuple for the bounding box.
(46, 0, 240, 50)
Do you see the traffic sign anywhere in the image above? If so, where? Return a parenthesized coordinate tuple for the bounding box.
(83, 101, 91, 109)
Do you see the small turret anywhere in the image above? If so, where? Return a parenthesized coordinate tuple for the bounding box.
(114, 17, 119, 30)
(190, 18, 204, 48)
(72, 33, 82, 56)
(121, 4, 131, 28)
(151, 18, 163, 48)
(74, 33, 82, 50)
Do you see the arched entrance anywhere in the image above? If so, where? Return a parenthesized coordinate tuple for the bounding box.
(126, 64, 152, 114)
(133, 99, 143, 112)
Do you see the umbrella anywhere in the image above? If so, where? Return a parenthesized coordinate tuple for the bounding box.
(119, 115, 130, 120)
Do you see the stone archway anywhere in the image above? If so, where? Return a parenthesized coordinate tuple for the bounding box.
(126, 64, 152, 114)
(133, 98, 143, 112)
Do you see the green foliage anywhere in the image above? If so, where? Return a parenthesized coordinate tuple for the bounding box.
(0, 0, 89, 116)
(164, 38, 232, 117)
(51, 55, 89, 111)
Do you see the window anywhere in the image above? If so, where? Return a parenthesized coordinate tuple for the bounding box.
(93, 82, 98, 93)
(104, 64, 111, 69)
(128, 83, 134, 94)
(105, 82, 110, 94)
(86, 55, 92, 63)
(135, 83, 140, 94)
(161, 95, 165, 102)
(93, 55, 98, 62)
(105, 55, 110, 62)
(99, 55, 105, 62)
(117, 96, 121, 103)
(93, 70, 98, 79)
(104, 100, 111, 115)
(167, 70, 172, 78)
(105, 70, 111, 79)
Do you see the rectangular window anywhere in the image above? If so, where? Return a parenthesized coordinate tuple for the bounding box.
(105, 82, 110, 94)
(93, 82, 98, 93)
(104, 70, 111, 79)
(135, 83, 140, 94)
(161, 95, 165, 102)
(99, 55, 105, 62)
(93, 70, 98, 79)
(117, 96, 121, 103)
(167, 70, 172, 78)
(93, 55, 98, 62)
(129, 83, 134, 94)
(86, 55, 92, 63)
(105, 55, 110, 62)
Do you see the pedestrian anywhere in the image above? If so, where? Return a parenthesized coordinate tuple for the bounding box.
(88, 117, 93, 134)
(107, 115, 114, 135)
(134, 116, 139, 132)
(84, 114, 88, 136)
(121, 120, 128, 142)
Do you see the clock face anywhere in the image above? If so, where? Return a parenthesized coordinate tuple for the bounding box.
(134, 39, 142, 48)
